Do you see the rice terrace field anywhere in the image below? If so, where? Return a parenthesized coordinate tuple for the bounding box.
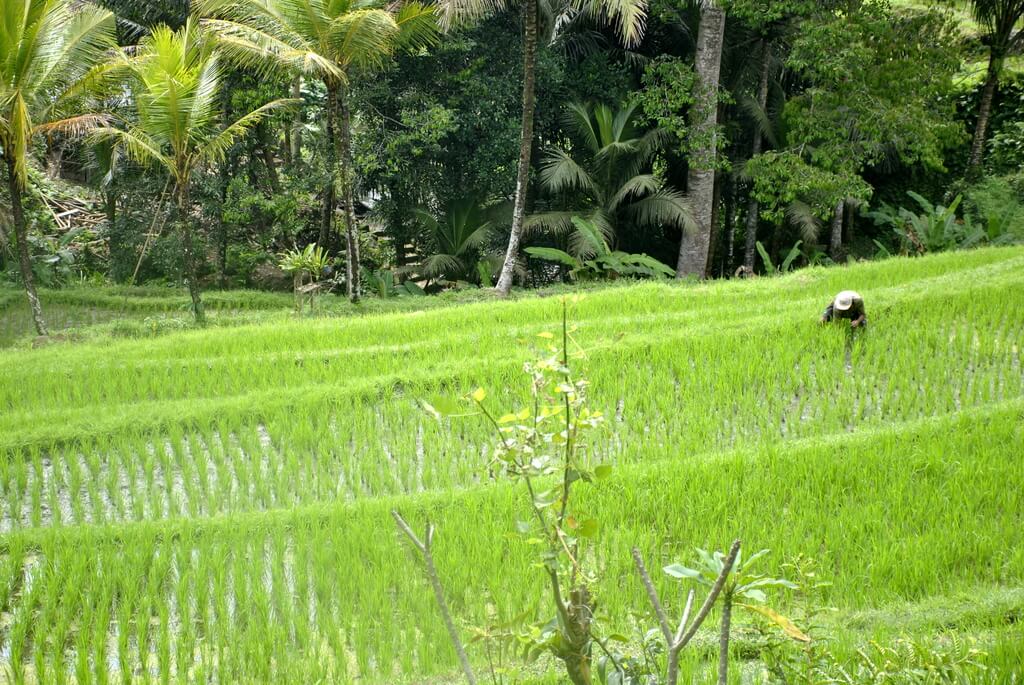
(1, 247, 1024, 683)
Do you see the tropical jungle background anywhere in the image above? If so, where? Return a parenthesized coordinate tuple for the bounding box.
(1, 0, 1023, 341)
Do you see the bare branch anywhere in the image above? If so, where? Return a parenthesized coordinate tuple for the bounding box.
(392, 509, 427, 552)
(631, 547, 672, 643)
(673, 588, 695, 645)
(392, 511, 477, 685)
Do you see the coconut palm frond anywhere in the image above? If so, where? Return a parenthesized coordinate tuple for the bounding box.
(608, 173, 659, 211)
(30, 4, 117, 100)
(435, 0, 509, 31)
(568, 213, 612, 258)
(574, 0, 647, 48)
(200, 97, 299, 163)
(327, 9, 401, 71)
(524, 211, 577, 236)
(785, 200, 822, 243)
(628, 188, 695, 232)
(33, 113, 110, 137)
(564, 101, 600, 152)
(421, 252, 465, 279)
(394, 2, 441, 51)
(90, 126, 172, 175)
(540, 147, 598, 195)
(738, 92, 779, 149)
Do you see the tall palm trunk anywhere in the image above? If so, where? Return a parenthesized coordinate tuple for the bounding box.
(829, 198, 844, 261)
(722, 174, 736, 276)
(176, 180, 205, 323)
(5, 154, 48, 336)
(339, 84, 360, 302)
(968, 51, 1000, 173)
(495, 0, 539, 296)
(320, 82, 338, 255)
(257, 121, 281, 195)
(676, 2, 725, 279)
(290, 77, 304, 170)
(743, 38, 771, 271)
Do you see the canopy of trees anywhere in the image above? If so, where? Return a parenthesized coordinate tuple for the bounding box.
(2, 0, 1022, 333)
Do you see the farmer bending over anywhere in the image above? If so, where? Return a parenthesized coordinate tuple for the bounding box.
(820, 290, 866, 328)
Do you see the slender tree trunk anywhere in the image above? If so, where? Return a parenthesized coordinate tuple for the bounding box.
(676, 2, 725, 279)
(718, 597, 732, 685)
(743, 38, 771, 271)
(104, 188, 116, 265)
(723, 174, 736, 276)
(968, 51, 1000, 173)
(706, 169, 724, 277)
(218, 160, 231, 288)
(320, 82, 338, 256)
(176, 180, 205, 323)
(829, 198, 844, 261)
(338, 84, 360, 302)
(257, 122, 281, 195)
(495, 0, 539, 296)
(290, 77, 303, 170)
(6, 154, 48, 336)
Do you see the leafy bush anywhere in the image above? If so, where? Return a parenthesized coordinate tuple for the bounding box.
(866, 192, 982, 254)
(364, 269, 426, 298)
(961, 174, 1024, 246)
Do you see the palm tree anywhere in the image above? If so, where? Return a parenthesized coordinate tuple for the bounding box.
(963, 0, 1024, 171)
(528, 102, 692, 258)
(197, 0, 439, 302)
(93, 19, 294, 322)
(0, 0, 116, 336)
(414, 197, 498, 283)
(438, 0, 649, 296)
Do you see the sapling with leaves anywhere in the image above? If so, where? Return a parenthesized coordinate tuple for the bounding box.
(415, 297, 612, 685)
(664, 547, 804, 685)
(631, 542, 740, 685)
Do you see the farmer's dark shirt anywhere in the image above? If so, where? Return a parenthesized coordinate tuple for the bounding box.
(822, 297, 866, 323)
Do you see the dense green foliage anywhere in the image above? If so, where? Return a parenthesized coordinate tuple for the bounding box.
(2, 0, 1022, 333)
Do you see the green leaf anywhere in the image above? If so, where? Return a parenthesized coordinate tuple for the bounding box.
(663, 563, 701, 579)
(740, 588, 767, 603)
(525, 247, 580, 268)
(577, 518, 599, 538)
(594, 464, 613, 480)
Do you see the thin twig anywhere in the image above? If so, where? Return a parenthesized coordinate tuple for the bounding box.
(392, 511, 477, 685)
(673, 589, 695, 646)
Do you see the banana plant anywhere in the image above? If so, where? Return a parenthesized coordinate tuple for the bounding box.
(279, 244, 330, 312)
(665, 547, 805, 685)
(755, 240, 803, 275)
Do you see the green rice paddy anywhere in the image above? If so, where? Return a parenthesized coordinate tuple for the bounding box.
(1, 247, 1023, 683)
